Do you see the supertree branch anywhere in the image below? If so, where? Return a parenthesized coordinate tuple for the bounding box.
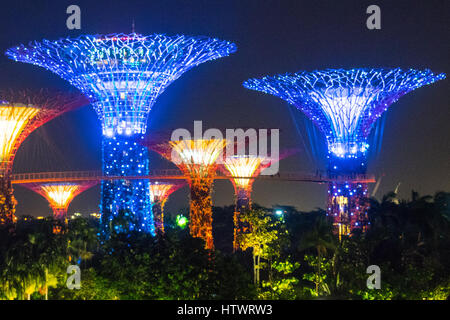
(7, 33, 237, 136)
(0, 89, 88, 225)
(169, 139, 228, 179)
(20, 181, 98, 222)
(150, 181, 185, 235)
(0, 89, 89, 175)
(149, 139, 227, 250)
(243, 68, 445, 160)
(223, 155, 267, 191)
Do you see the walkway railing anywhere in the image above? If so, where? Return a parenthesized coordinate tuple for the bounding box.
(11, 170, 375, 184)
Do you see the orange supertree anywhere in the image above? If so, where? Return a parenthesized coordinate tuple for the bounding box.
(150, 139, 227, 250)
(150, 181, 185, 235)
(221, 155, 273, 251)
(0, 89, 88, 224)
(19, 182, 98, 221)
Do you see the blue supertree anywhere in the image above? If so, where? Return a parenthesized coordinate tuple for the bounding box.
(7, 33, 237, 238)
(243, 68, 445, 236)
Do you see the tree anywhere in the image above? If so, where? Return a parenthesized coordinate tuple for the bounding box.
(0, 217, 67, 299)
(67, 216, 99, 265)
(99, 228, 254, 299)
(238, 209, 284, 287)
(50, 268, 119, 300)
(259, 258, 300, 300)
(298, 214, 336, 297)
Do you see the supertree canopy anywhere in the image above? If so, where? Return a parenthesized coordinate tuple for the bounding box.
(244, 68, 445, 173)
(0, 89, 88, 224)
(151, 139, 227, 250)
(6, 33, 237, 137)
(19, 182, 98, 223)
(244, 68, 445, 236)
(149, 181, 184, 235)
(7, 33, 237, 236)
(0, 90, 88, 176)
(222, 155, 270, 251)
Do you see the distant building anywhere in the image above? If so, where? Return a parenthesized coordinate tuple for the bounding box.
(70, 212, 82, 220)
(90, 213, 101, 219)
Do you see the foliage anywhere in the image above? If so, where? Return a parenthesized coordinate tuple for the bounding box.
(302, 254, 331, 297)
(239, 208, 286, 286)
(99, 227, 255, 299)
(0, 217, 68, 299)
(50, 268, 119, 300)
(259, 259, 300, 300)
(0, 191, 449, 300)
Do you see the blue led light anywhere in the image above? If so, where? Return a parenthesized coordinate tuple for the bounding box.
(243, 68, 445, 172)
(100, 135, 153, 238)
(7, 33, 237, 136)
(241, 68, 447, 234)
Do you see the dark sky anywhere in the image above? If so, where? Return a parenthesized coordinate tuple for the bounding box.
(0, 0, 448, 218)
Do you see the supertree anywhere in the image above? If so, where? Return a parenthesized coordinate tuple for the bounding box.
(151, 139, 228, 249)
(7, 33, 237, 237)
(149, 181, 185, 235)
(221, 155, 271, 251)
(0, 89, 88, 224)
(19, 181, 98, 222)
(243, 68, 445, 237)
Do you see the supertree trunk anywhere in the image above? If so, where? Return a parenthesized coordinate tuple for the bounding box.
(0, 177, 16, 225)
(327, 181, 370, 240)
(100, 135, 152, 239)
(152, 198, 167, 236)
(233, 187, 252, 252)
(326, 153, 370, 238)
(51, 208, 68, 234)
(189, 178, 214, 250)
(52, 208, 68, 222)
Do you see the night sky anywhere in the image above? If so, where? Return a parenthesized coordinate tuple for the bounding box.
(0, 0, 448, 218)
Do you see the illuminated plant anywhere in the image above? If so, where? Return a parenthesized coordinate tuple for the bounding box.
(244, 68, 445, 236)
(151, 139, 227, 249)
(150, 181, 184, 235)
(176, 214, 188, 229)
(0, 89, 87, 224)
(7, 33, 236, 236)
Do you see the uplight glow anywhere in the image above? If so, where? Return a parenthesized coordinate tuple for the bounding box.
(21, 182, 98, 221)
(224, 155, 266, 189)
(0, 105, 39, 172)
